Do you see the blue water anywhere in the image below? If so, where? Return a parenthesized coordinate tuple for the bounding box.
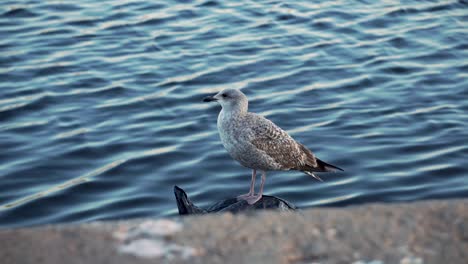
(0, 0, 467, 228)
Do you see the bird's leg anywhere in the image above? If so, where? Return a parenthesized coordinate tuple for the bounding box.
(243, 170, 266, 205)
(237, 169, 256, 200)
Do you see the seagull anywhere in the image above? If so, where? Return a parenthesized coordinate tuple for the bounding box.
(203, 88, 343, 205)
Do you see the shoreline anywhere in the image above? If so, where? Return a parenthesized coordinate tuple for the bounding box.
(1, 199, 467, 264)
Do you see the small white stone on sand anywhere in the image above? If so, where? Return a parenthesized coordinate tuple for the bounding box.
(115, 219, 197, 260)
(118, 239, 197, 259)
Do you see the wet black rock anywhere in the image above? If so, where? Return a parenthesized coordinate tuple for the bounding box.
(174, 186, 296, 215)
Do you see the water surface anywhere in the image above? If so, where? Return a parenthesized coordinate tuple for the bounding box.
(0, 0, 467, 228)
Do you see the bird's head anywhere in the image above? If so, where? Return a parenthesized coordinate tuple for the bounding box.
(203, 88, 248, 112)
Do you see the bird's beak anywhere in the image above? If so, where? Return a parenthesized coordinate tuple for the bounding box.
(203, 95, 218, 102)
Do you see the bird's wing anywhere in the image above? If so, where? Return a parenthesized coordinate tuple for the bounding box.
(248, 114, 317, 170)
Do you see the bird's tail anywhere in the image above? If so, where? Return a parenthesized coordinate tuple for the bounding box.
(304, 171, 324, 182)
(303, 158, 343, 182)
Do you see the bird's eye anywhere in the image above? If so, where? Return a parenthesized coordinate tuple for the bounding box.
(222, 94, 227, 98)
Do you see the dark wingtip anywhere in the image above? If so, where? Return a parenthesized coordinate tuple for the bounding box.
(316, 158, 344, 172)
(332, 164, 344, 172)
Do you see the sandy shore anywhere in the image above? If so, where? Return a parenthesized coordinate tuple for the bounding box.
(1, 199, 467, 264)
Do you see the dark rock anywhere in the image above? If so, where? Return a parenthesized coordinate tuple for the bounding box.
(174, 186, 296, 215)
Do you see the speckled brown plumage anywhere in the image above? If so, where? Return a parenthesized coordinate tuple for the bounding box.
(204, 88, 342, 204)
(210, 89, 342, 176)
(249, 116, 317, 172)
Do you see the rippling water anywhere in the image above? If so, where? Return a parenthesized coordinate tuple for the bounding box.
(0, 0, 467, 228)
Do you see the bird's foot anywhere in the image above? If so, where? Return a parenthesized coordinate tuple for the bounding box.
(238, 194, 262, 205)
(237, 193, 253, 200)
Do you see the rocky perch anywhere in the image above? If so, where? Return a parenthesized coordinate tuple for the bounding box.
(1, 199, 467, 264)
